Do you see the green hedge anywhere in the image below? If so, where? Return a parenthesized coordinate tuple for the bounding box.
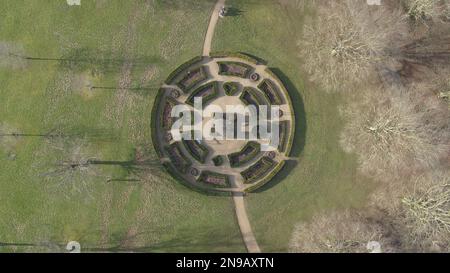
(186, 81, 219, 106)
(164, 142, 192, 174)
(258, 79, 283, 105)
(265, 68, 296, 157)
(228, 141, 261, 168)
(164, 56, 204, 85)
(212, 155, 224, 166)
(240, 87, 269, 107)
(160, 97, 179, 130)
(278, 120, 289, 153)
(162, 162, 231, 196)
(244, 160, 286, 193)
(150, 88, 167, 158)
(223, 82, 240, 96)
(217, 61, 253, 78)
(197, 171, 230, 188)
(241, 156, 276, 184)
(183, 139, 209, 164)
(209, 51, 261, 64)
(176, 66, 208, 93)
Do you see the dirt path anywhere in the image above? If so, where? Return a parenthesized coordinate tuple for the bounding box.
(201, 0, 262, 253)
(202, 0, 226, 56)
(232, 193, 261, 253)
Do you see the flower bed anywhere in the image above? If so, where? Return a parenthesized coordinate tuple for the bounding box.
(161, 97, 179, 130)
(228, 141, 261, 168)
(186, 81, 219, 106)
(176, 66, 208, 92)
(183, 139, 209, 164)
(258, 79, 283, 105)
(217, 61, 253, 78)
(241, 156, 277, 184)
(164, 142, 192, 174)
(197, 171, 230, 188)
(223, 82, 240, 96)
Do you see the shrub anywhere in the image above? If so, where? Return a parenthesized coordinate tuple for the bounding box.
(217, 61, 253, 78)
(183, 139, 209, 164)
(186, 81, 219, 106)
(278, 120, 289, 153)
(228, 141, 261, 168)
(151, 88, 167, 157)
(197, 171, 230, 188)
(212, 155, 224, 166)
(223, 82, 240, 96)
(164, 56, 204, 85)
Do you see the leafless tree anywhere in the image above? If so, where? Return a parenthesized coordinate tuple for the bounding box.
(403, 0, 450, 24)
(298, 0, 409, 91)
(289, 209, 397, 253)
(400, 170, 450, 252)
(340, 85, 449, 182)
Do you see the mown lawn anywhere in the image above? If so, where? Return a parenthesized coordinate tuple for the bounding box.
(212, 0, 375, 252)
(0, 0, 245, 252)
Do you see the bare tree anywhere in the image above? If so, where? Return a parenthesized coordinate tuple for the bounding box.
(298, 0, 409, 91)
(289, 209, 397, 253)
(400, 170, 450, 252)
(340, 85, 449, 182)
(403, 0, 450, 24)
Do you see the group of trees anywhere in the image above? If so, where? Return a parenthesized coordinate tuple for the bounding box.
(292, 0, 450, 252)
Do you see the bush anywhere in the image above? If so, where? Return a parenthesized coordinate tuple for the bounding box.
(186, 81, 219, 106)
(217, 61, 253, 78)
(164, 56, 204, 85)
(223, 82, 240, 96)
(228, 141, 261, 168)
(212, 155, 224, 166)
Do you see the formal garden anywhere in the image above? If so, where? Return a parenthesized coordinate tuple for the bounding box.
(151, 53, 296, 194)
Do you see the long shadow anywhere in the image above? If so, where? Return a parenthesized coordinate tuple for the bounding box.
(226, 7, 244, 17)
(252, 67, 307, 192)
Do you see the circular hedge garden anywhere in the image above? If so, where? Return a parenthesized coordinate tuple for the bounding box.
(151, 53, 296, 194)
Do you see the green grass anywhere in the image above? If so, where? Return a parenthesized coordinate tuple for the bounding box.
(212, 0, 375, 252)
(0, 0, 245, 253)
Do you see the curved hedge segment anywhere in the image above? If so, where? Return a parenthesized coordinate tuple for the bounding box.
(228, 141, 261, 168)
(183, 139, 209, 164)
(258, 79, 283, 105)
(186, 81, 219, 106)
(197, 171, 230, 188)
(241, 156, 277, 184)
(218, 61, 253, 78)
(164, 56, 204, 85)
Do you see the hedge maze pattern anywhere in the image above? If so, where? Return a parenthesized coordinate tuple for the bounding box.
(151, 53, 296, 194)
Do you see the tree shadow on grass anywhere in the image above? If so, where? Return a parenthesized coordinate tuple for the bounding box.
(252, 67, 307, 192)
(226, 7, 244, 17)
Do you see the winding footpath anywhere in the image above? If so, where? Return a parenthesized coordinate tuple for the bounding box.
(202, 0, 262, 253)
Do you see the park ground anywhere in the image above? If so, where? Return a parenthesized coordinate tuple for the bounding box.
(0, 0, 373, 252)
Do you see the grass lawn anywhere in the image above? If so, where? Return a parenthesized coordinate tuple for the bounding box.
(212, 0, 376, 252)
(0, 0, 245, 252)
